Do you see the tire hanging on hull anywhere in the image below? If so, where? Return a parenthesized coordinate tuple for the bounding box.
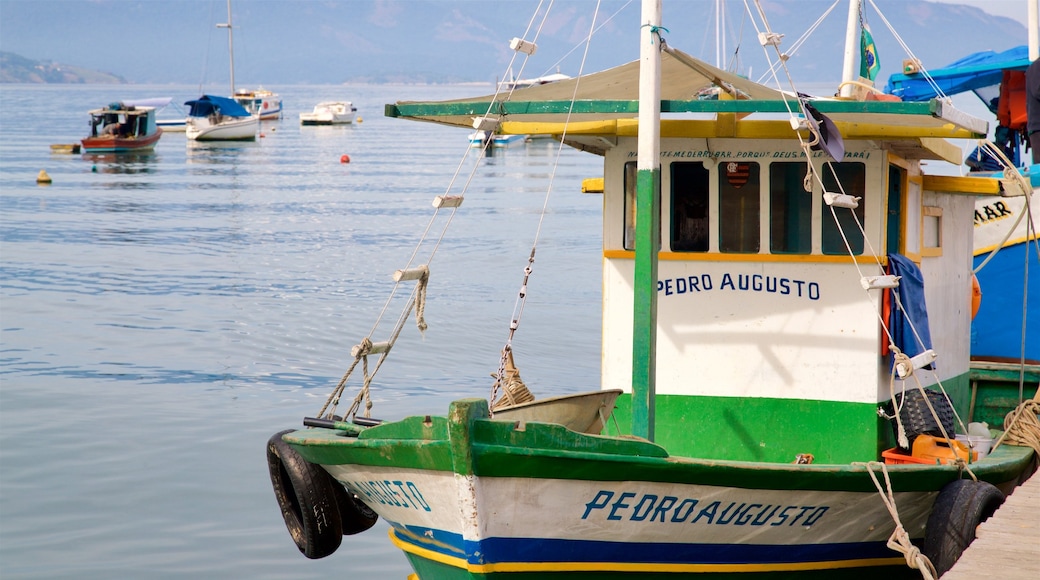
(923, 478, 1005, 576)
(267, 429, 344, 559)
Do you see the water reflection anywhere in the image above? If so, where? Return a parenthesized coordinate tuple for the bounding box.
(82, 152, 158, 174)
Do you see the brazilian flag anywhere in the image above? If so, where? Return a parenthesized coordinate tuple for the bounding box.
(860, 24, 880, 81)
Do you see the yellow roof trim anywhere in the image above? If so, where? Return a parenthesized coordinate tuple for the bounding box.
(499, 119, 978, 142)
(922, 174, 1002, 195)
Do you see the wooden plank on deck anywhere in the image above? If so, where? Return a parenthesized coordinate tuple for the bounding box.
(941, 469, 1040, 579)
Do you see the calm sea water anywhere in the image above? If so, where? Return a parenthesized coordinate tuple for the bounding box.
(0, 84, 605, 579)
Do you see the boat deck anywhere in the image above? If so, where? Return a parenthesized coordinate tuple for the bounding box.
(941, 464, 1040, 579)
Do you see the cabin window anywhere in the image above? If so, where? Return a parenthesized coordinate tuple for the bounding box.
(719, 161, 760, 253)
(769, 162, 812, 254)
(623, 161, 637, 250)
(922, 206, 942, 256)
(886, 164, 906, 253)
(622, 161, 660, 251)
(821, 162, 866, 255)
(670, 162, 710, 252)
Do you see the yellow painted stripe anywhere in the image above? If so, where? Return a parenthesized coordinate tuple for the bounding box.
(975, 233, 1040, 255)
(923, 174, 1002, 195)
(603, 249, 886, 265)
(500, 119, 979, 141)
(388, 529, 904, 574)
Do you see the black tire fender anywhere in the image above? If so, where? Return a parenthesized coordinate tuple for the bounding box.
(923, 478, 1005, 576)
(266, 430, 343, 559)
(331, 479, 379, 535)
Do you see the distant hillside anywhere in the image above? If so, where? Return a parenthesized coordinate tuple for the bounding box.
(0, 52, 126, 84)
(0, 1, 1028, 86)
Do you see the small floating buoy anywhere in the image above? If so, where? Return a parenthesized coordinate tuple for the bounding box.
(36, 170, 52, 184)
(340, 154, 351, 163)
(260, 133, 266, 138)
(92, 165, 98, 173)
(356, 116, 363, 123)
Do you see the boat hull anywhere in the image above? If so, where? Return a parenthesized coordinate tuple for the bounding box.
(185, 116, 258, 141)
(971, 181, 1039, 363)
(156, 119, 186, 132)
(81, 128, 162, 153)
(284, 399, 1035, 578)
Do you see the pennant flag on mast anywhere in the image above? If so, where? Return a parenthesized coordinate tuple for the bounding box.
(859, 23, 880, 81)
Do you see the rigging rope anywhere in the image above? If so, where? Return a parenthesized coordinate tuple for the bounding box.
(490, 0, 603, 412)
(859, 461, 939, 580)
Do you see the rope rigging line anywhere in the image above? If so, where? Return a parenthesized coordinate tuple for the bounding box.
(490, 0, 604, 412)
(857, 461, 940, 580)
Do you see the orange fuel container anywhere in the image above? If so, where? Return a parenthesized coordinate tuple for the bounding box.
(911, 434, 976, 464)
(882, 435, 977, 465)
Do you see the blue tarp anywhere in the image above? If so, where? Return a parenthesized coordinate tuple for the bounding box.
(884, 45, 1030, 106)
(184, 94, 252, 118)
(888, 254, 934, 366)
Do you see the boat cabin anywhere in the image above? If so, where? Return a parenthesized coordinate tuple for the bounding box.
(86, 102, 158, 140)
(598, 133, 976, 464)
(387, 48, 993, 465)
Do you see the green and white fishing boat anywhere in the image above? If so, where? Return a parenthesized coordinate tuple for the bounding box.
(267, 1, 1038, 578)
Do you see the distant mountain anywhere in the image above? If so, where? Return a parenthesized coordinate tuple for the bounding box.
(0, 51, 126, 84)
(0, 0, 1028, 86)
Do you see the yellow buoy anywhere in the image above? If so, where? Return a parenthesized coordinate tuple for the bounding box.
(356, 116, 363, 123)
(36, 170, 52, 184)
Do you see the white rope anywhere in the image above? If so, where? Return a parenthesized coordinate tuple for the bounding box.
(491, 0, 603, 411)
(859, 461, 939, 580)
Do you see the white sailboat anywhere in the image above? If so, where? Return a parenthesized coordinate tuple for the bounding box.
(185, 0, 258, 142)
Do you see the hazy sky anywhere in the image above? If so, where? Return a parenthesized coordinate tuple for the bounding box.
(931, 0, 1030, 22)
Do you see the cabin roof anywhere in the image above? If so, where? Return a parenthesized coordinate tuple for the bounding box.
(386, 46, 988, 161)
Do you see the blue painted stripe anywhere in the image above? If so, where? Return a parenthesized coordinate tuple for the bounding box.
(392, 524, 905, 567)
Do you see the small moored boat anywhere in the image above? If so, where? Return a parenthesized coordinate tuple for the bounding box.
(81, 99, 164, 153)
(299, 101, 357, 125)
(234, 87, 283, 120)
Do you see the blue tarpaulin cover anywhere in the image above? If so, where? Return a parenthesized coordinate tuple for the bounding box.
(884, 45, 1029, 106)
(888, 254, 934, 366)
(184, 94, 252, 118)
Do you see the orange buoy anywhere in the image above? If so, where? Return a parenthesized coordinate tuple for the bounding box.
(260, 132, 266, 138)
(340, 154, 351, 163)
(970, 274, 982, 319)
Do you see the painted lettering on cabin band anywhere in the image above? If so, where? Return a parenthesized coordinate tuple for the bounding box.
(349, 479, 432, 512)
(626, 151, 870, 160)
(582, 490, 829, 527)
(973, 201, 1013, 227)
(657, 273, 821, 301)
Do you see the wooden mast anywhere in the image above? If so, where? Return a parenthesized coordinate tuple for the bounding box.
(631, 0, 662, 441)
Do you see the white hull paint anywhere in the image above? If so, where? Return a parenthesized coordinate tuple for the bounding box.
(325, 464, 932, 570)
(299, 101, 356, 125)
(185, 115, 258, 141)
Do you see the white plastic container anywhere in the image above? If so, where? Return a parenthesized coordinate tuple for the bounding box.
(956, 434, 994, 459)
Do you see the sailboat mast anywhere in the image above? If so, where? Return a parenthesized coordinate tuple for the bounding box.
(632, 0, 662, 441)
(217, 0, 236, 95)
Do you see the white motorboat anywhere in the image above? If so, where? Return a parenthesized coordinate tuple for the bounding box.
(235, 87, 283, 120)
(299, 101, 357, 125)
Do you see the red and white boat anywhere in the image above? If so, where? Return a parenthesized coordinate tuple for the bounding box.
(81, 99, 164, 153)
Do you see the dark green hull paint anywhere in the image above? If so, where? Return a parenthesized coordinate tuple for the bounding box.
(968, 363, 1039, 427)
(283, 398, 1035, 494)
